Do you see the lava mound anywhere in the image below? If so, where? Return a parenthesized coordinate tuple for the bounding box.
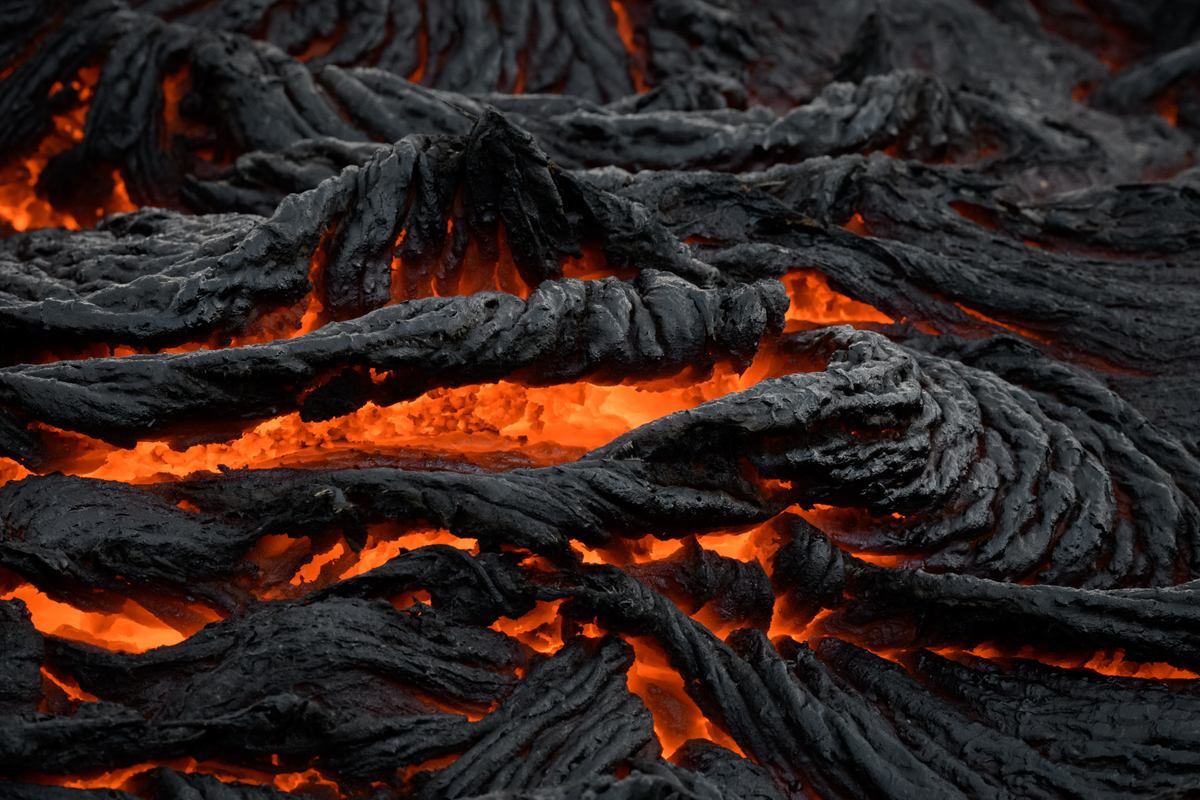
(2, 1, 1200, 799)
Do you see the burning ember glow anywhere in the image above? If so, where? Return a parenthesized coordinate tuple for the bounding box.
(0, 67, 135, 232)
(2, 2, 1200, 799)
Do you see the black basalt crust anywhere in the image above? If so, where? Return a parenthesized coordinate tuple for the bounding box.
(3, 1, 1200, 799)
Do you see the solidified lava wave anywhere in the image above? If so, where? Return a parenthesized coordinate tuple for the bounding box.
(2, 1, 1200, 799)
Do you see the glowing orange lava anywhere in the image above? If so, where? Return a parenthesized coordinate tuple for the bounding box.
(492, 599, 566, 654)
(0, 267, 891, 489)
(0, 66, 136, 232)
(1156, 91, 1179, 127)
(0, 356, 794, 487)
(949, 200, 1000, 231)
(389, 224, 533, 303)
(41, 666, 98, 703)
(954, 302, 1052, 345)
(943, 644, 1199, 680)
(783, 270, 893, 330)
(842, 212, 869, 236)
(0, 583, 218, 653)
(611, 1, 650, 93)
(408, 13, 429, 85)
(37, 760, 341, 796)
(626, 636, 745, 758)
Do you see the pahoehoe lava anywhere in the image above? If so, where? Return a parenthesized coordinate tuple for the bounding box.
(2, 1, 1200, 799)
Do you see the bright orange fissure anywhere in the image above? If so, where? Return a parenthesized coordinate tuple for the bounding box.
(0, 583, 217, 653)
(610, 1, 650, 93)
(0, 269, 884, 488)
(0, 66, 135, 233)
(954, 301, 1052, 345)
(32, 760, 341, 796)
(942, 644, 1199, 680)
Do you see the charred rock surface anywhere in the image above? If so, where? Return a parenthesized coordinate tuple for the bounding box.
(0, 111, 714, 360)
(773, 517, 1200, 672)
(626, 538, 774, 628)
(1, 595, 518, 775)
(565, 567, 1200, 799)
(3, 0, 1200, 798)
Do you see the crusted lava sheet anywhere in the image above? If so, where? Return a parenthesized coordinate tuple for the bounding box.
(3, 1, 1200, 799)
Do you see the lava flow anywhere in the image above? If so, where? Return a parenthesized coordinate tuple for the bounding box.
(3, 2, 1200, 799)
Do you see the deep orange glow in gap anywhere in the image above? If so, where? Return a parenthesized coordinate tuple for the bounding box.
(34, 760, 341, 796)
(255, 525, 479, 601)
(954, 302, 1052, 345)
(0, 583, 217, 653)
(0, 66, 135, 232)
(0, 267, 890, 487)
(41, 665, 99, 703)
(935, 644, 1199, 681)
(842, 212, 869, 236)
(626, 636, 745, 758)
(2, 347, 795, 486)
(492, 599, 566, 655)
(611, 1, 650, 93)
(783, 270, 893, 330)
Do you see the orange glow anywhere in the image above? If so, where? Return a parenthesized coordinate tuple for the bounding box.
(1156, 92, 1179, 127)
(851, 551, 907, 568)
(41, 666, 98, 703)
(5, 19, 1178, 788)
(842, 212, 869, 236)
(610, 1, 649, 93)
(339, 538, 408, 579)
(1, 350, 798, 487)
(290, 542, 348, 587)
(626, 636, 744, 757)
(408, 20, 429, 84)
(954, 302, 1052, 345)
(575, 524, 782, 575)
(783, 270, 893, 330)
(576, 537, 686, 566)
(38, 759, 341, 796)
(0, 247, 861, 491)
(0, 459, 31, 486)
(0, 583, 219, 653)
(492, 597, 566, 652)
(292, 21, 345, 62)
(389, 224, 532, 303)
(0, 66, 136, 233)
(768, 607, 834, 643)
(949, 200, 999, 231)
(161, 68, 189, 146)
(298, 229, 332, 334)
(561, 243, 639, 282)
(1082, 649, 1196, 679)
(492, 600, 565, 654)
(946, 644, 1199, 680)
(252, 527, 478, 601)
(393, 588, 434, 610)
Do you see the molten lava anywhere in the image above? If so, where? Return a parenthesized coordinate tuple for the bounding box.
(0, 583, 212, 653)
(36, 760, 342, 797)
(610, 1, 650, 93)
(626, 636, 745, 758)
(0, 266, 876, 488)
(0, 66, 135, 232)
